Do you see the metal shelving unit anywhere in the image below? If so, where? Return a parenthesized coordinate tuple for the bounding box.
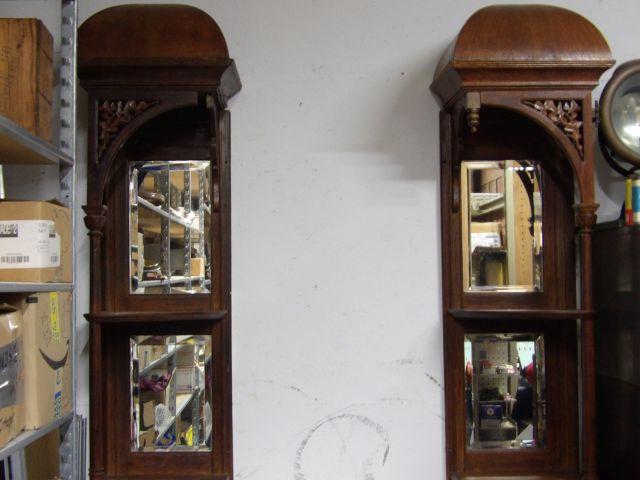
(0, 1, 84, 479)
(0, 282, 73, 292)
(139, 343, 188, 376)
(0, 413, 74, 461)
(0, 116, 74, 166)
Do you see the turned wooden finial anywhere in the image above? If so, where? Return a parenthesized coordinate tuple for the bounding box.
(82, 205, 108, 235)
(466, 92, 481, 133)
(574, 202, 598, 232)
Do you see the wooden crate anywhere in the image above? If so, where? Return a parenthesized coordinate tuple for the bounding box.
(0, 18, 53, 142)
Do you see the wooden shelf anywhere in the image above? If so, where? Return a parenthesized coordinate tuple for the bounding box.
(85, 311, 227, 324)
(453, 475, 578, 480)
(138, 275, 205, 288)
(450, 309, 594, 320)
(0, 115, 73, 166)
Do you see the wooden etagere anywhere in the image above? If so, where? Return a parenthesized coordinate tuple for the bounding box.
(78, 5, 240, 479)
(430, 5, 614, 480)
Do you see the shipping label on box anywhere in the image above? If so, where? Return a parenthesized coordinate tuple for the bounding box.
(0, 201, 71, 282)
(0, 304, 23, 448)
(0, 220, 60, 268)
(174, 367, 196, 393)
(0, 338, 20, 408)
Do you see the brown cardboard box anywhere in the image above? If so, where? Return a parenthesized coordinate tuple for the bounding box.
(0, 304, 24, 448)
(141, 400, 155, 430)
(14, 292, 72, 429)
(190, 257, 205, 277)
(0, 19, 53, 142)
(0, 201, 71, 283)
(138, 344, 166, 371)
(25, 427, 60, 479)
(139, 427, 156, 450)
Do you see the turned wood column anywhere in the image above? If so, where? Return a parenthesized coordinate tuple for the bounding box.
(83, 205, 107, 480)
(576, 202, 598, 480)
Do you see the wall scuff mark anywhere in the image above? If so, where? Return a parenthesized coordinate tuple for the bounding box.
(294, 413, 390, 480)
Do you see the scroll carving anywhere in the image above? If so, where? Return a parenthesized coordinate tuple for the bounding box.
(97, 100, 159, 160)
(523, 99, 583, 157)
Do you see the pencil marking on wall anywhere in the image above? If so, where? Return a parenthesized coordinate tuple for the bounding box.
(425, 372, 443, 389)
(294, 413, 390, 480)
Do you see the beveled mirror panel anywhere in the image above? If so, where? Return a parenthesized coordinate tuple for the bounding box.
(464, 333, 546, 450)
(130, 335, 213, 452)
(462, 161, 543, 292)
(129, 161, 211, 294)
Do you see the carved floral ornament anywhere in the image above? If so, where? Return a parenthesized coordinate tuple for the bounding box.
(523, 99, 584, 157)
(97, 100, 159, 160)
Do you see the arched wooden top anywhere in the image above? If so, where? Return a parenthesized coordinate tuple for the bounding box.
(454, 5, 611, 67)
(431, 5, 614, 106)
(79, 4, 229, 67)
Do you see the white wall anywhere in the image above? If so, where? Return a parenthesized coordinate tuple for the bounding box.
(2, 1, 637, 479)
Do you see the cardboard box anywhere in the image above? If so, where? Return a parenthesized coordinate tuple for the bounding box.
(25, 427, 60, 479)
(137, 345, 166, 371)
(0, 304, 24, 448)
(0, 201, 71, 283)
(0, 19, 53, 142)
(138, 427, 156, 451)
(174, 367, 197, 393)
(141, 400, 155, 430)
(14, 292, 72, 429)
(190, 257, 204, 277)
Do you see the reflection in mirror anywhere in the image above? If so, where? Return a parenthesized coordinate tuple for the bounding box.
(462, 160, 542, 292)
(611, 74, 640, 155)
(464, 333, 546, 450)
(130, 335, 212, 452)
(129, 161, 211, 294)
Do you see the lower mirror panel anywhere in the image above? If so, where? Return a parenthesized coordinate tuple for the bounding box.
(130, 335, 213, 452)
(464, 333, 546, 450)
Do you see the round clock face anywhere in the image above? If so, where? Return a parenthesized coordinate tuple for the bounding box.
(611, 73, 640, 156)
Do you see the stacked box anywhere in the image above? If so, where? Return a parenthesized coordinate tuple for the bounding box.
(137, 344, 166, 371)
(0, 19, 53, 142)
(13, 292, 72, 428)
(0, 304, 24, 448)
(0, 201, 71, 283)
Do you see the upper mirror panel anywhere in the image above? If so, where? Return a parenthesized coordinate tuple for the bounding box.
(462, 160, 542, 292)
(129, 160, 211, 294)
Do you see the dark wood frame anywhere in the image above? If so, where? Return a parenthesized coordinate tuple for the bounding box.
(430, 5, 614, 480)
(78, 5, 240, 479)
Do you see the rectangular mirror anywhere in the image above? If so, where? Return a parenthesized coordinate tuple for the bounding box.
(464, 333, 546, 450)
(129, 161, 211, 294)
(461, 160, 542, 292)
(130, 335, 213, 452)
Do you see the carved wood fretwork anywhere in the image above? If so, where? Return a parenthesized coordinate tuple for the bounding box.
(97, 100, 159, 160)
(523, 99, 584, 157)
